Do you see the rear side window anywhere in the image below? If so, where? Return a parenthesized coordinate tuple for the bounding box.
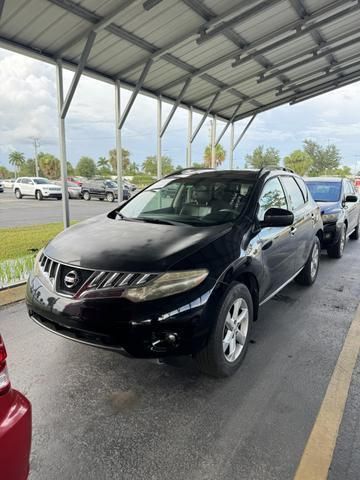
(295, 177, 308, 202)
(281, 176, 305, 211)
(257, 177, 288, 221)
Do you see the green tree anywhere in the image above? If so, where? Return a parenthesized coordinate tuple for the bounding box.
(304, 139, 341, 176)
(9, 151, 25, 174)
(192, 162, 206, 168)
(108, 148, 130, 173)
(67, 162, 75, 176)
(245, 146, 280, 168)
(284, 150, 313, 176)
(76, 156, 97, 178)
(142, 155, 174, 176)
(332, 165, 352, 177)
(203, 144, 226, 167)
(125, 161, 139, 176)
(0, 165, 12, 178)
(96, 156, 111, 176)
(19, 158, 37, 177)
(38, 152, 60, 179)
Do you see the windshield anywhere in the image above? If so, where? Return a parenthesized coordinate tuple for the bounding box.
(33, 178, 50, 184)
(119, 176, 254, 226)
(104, 180, 117, 188)
(306, 181, 341, 202)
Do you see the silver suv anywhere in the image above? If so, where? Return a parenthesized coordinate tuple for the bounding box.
(13, 177, 62, 200)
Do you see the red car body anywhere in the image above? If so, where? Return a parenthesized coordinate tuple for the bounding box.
(0, 335, 31, 480)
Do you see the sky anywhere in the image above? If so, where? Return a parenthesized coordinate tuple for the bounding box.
(0, 47, 360, 173)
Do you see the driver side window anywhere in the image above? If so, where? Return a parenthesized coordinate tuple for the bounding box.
(258, 177, 288, 221)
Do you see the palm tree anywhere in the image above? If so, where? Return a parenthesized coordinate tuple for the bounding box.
(97, 156, 109, 169)
(203, 144, 226, 167)
(108, 148, 130, 173)
(9, 151, 25, 175)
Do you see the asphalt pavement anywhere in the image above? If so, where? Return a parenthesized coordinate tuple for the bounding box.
(1, 241, 359, 480)
(0, 189, 115, 226)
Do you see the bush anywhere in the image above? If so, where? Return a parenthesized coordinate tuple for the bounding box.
(131, 174, 155, 188)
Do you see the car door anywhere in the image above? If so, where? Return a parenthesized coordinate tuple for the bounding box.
(344, 180, 358, 232)
(280, 176, 315, 272)
(22, 178, 33, 196)
(257, 176, 295, 298)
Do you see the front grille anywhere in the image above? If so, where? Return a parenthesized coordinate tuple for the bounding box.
(38, 253, 158, 298)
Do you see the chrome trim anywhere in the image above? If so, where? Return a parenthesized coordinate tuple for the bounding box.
(259, 267, 303, 306)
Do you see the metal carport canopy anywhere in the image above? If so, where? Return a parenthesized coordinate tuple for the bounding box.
(1, 0, 360, 229)
(1, 0, 360, 120)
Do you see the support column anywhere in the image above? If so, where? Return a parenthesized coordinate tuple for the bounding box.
(157, 96, 162, 179)
(115, 80, 123, 203)
(55, 60, 70, 229)
(229, 122, 234, 169)
(187, 107, 192, 167)
(211, 115, 216, 168)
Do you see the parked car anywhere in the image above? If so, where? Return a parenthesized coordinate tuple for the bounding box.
(27, 168, 322, 377)
(66, 176, 83, 187)
(0, 180, 4, 192)
(3, 179, 15, 189)
(306, 177, 359, 258)
(13, 177, 62, 200)
(124, 179, 136, 191)
(54, 181, 82, 199)
(81, 180, 130, 202)
(0, 334, 31, 480)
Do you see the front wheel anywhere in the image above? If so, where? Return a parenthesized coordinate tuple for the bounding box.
(15, 189, 22, 199)
(35, 190, 43, 201)
(194, 283, 253, 377)
(83, 191, 91, 201)
(296, 237, 320, 285)
(327, 224, 346, 258)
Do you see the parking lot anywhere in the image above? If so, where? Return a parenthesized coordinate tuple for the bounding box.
(0, 190, 116, 227)
(1, 241, 359, 480)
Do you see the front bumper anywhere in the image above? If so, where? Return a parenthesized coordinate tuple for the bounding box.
(43, 192, 62, 199)
(322, 222, 341, 247)
(0, 389, 31, 480)
(26, 273, 217, 357)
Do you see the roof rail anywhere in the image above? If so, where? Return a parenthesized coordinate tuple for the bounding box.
(257, 165, 294, 177)
(164, 167, 214, 178)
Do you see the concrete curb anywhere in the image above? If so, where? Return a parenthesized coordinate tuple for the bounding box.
(0, 284, 26, 307)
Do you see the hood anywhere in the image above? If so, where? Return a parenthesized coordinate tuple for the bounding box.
(45, 215, 231, 272)
(41, 183, 61, 189)
(316, 201, 341, 215)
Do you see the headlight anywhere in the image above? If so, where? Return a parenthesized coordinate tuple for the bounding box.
(123, 269, 209, 302)
(322, 213, 339, 223)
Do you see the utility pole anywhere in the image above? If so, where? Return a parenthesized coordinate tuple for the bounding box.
(32, 137, 40, 176)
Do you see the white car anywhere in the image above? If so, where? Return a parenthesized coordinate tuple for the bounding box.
(13, 177, 62, 200)
(3, 179, 15, 189)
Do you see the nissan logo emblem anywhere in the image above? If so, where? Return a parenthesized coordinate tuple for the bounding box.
(64, 270, 80, 289)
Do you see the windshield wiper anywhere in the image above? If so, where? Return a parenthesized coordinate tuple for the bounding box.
(137, 217, 180, 226)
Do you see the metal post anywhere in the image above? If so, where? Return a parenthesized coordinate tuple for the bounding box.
(115, 80, 123, 203)
(187, 107, 192, 167)
(55, 60, 70, 229)
(157, 96, 162, 179)
(32, 138, 40, 177)
(211, 115, 216, 168)
(233, 114, 257, 150)
(229, 122, 234, 169)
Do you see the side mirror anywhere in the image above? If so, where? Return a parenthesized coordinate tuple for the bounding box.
(345, 194, 358, 203)
(261, 208, 294, 227)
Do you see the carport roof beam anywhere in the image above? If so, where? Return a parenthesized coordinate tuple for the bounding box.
(215, 103, 242, 146)
(191, 92, 220, 143)
(233, 114, 257, 151)
(56, 0, 138, 56)
(160, 78, 192, 137)
(159, 0, 356, 92)
(118, 59, 153, 130)
(60, 31, 96, 119)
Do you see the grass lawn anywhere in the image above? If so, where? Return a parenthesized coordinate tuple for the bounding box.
(0, 222, 74, 261)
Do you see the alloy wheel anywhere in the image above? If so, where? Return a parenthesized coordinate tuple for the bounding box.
(310, 242, 319, 279)
(222, 297, 249, 363)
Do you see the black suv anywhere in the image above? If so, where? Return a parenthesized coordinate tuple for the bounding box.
(305, 177, 359, 258)
(27, 168, 322, 377)
(81, 180, 130, 202)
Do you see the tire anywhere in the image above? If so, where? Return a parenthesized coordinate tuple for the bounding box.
(327, 224, 346, 258)
(194, 283, 253, 378)
(83, 191, 91, 201)
(349, 220, 359, 240)
(296, 236, 320, 286)
(35, 190, 43, 201)
(15, 189, 22, 199)
(106, 192, 114, 202)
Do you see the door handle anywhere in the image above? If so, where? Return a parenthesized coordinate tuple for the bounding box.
(290, 227, 297, 236)
(262, 240, 273, 251)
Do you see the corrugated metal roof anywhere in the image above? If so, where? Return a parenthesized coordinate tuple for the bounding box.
(0, 0, 359, 121)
